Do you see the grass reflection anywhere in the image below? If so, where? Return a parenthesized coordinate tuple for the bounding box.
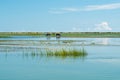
(24, 48, 88, 59)
(0, 45, 88, 60)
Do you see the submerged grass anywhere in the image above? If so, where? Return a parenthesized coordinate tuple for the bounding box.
(46, 48, 87, 57)
(1, 45, 87, 59)
(28, 48, 88, 59)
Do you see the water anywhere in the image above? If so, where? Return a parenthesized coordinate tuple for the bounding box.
(0, 37, 120, 80)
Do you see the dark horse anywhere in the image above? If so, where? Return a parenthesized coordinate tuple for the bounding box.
(56, 33, 61, 40)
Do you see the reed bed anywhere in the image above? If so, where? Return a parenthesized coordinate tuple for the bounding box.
(29, 48, 88, 59)
(46, 48, 87, 56)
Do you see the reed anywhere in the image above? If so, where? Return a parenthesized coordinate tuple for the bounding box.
(1, 45, 87, 59)
(46, 48, 87, 57)
(28, 48, 88, 59)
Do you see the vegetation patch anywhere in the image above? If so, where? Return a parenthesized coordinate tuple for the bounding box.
(29, 48, 88, 59)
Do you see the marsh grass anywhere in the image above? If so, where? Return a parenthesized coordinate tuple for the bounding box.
(0, 45, 87, 59)
(47, 48, 87, 56)
(0, 32, 120, 38)
(0, 36, 11, 38)
(27, 48, 87, 59)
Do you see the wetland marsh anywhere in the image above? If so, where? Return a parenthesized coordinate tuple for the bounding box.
(0, 32, 120, 80)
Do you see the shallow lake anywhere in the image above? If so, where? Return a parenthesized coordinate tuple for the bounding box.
(0, 37, 120, 80)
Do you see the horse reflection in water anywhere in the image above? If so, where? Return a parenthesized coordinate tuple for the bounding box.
(46, 32, 51, 40)
(56, 33, 61, 40)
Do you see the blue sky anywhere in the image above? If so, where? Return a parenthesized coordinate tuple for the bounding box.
(0, 0, 120, 32)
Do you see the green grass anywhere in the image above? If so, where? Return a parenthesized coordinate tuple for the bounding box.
(61, 32, 120, 38)
(0, 35, 11, 38)
(0, 32, 120, 38)
(29, 48, 88, 59)
(47, 48, 87, 56)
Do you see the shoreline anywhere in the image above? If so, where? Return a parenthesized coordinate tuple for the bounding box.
(0, 32, 120, 38)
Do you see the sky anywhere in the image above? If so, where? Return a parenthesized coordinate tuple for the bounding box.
(0, 0, 120, 32)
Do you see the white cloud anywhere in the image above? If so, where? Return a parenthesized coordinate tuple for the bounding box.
(61, 8, 79, 12)
(84, 3, 120, 11)
(94, 22, 112, 31)
(96, 38, 109, 45)
(49, 3, 120, 14)
(48, 8, 79, 14)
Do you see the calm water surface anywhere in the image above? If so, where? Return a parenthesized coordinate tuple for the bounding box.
(0, 37, 120, 80)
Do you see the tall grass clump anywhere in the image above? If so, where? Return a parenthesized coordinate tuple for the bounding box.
(23, 48, 88, 59)
(45, 48, 87, 58)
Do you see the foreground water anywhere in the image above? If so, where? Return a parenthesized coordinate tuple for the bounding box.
(0, 37, 120, 80)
